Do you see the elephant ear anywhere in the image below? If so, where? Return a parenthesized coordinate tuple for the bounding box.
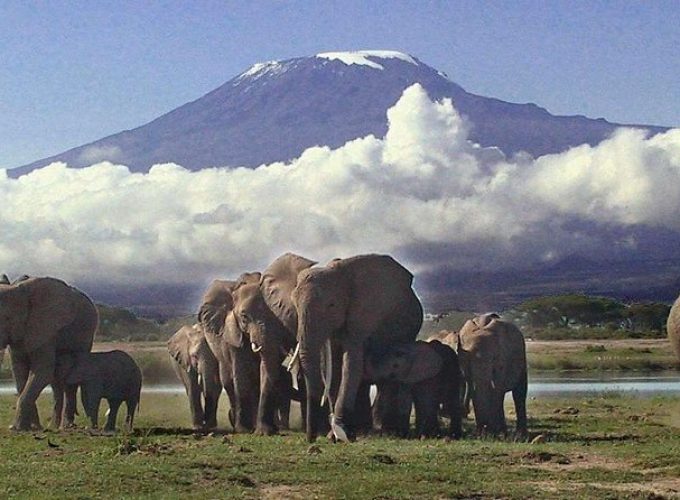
(402, 342, 444, 384)
(167, 325, 196, 371)
(197, 280, 236, 337)
(23, 278, 76, 352)
(224, 311, 243, 348)
(260, 253, 316, 333)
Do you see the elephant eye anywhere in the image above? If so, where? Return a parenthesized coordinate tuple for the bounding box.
(240, 312, 250, 323)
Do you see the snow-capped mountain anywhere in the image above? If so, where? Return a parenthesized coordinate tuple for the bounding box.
(11, 50, 666, 176)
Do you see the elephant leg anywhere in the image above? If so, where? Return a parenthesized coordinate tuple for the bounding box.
(332, 343, 365, 441)
(51, 380, 65, 429)
(493, 392, 507, 435)
(63, 384, 78, 427)
(81, 386, 100, 429)
(354, 382, 372, 435)
(275, 368, 292, 431)
(297, 371, 307, 431)
(231, 346, 257, 433)
(446, 377, 462, 439)
(203, 391, 219, 430)
(462, 380, 472, 418)
(125, 397, 138, 431)
(10, 352, 41, 429)
(512, 370, 528, 437)
(220, 364, 237, 430)
(255, 353, 282, 436)
(413, 382, 439, 438)
(13, 347, 56, 431)
(104, 399, 122, 431)
(186, 370, 205, 430)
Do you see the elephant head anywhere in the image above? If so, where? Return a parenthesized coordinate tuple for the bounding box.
(168, 324, 220, 391)
(668, 294, 680, 362)
(289, 254, 423, 442)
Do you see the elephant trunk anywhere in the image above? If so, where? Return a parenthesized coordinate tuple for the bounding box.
(298, 313, 328, 443)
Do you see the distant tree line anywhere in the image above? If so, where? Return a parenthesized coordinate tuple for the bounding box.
(508, 294, 670, 339)
(96, 304, 192, 342)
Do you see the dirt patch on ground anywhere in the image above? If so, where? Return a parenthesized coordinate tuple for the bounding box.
(260, 485, 318, 499)
(530, 479, 680, 498)
(525, 452, 680, 498)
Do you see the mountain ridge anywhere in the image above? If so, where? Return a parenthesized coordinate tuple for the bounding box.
(11, 50, 667, 177)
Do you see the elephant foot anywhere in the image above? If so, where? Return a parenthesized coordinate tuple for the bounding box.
(9, 423, 42, 432)
(234, 423, 254, 434)
(254, 423, 277, 436)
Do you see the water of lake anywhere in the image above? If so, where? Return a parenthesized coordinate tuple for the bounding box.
(1, 371, 679, 397)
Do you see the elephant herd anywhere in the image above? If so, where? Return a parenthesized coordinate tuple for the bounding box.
(6, 254, 676, 441)
(166, 252, 530, 442)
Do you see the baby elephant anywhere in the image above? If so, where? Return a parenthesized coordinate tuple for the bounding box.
(367, 340, 462, 439)
(64, 350, 142, 432)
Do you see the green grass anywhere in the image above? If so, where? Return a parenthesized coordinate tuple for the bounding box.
(529, 345, 678, 372)
(0, 392, 678, 498)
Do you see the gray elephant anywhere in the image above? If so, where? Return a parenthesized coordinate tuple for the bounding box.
(457, 314, 527, 436)
(667, 294, 680, 362)
(223, 256, 315, 435)
(61, 350, 142, 431)
(0, 275, 98, 431)
(267, 253, 423, 442)
(366, 340, 462, 439)
(167, 324, 222, 430)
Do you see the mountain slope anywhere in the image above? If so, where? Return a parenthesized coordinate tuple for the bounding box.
(12, 50, 667, 176)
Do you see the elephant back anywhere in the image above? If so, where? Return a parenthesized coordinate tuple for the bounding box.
(338, 254, 423, 345)
(668, 295, 680, 362)
(13, 277, 97, 353)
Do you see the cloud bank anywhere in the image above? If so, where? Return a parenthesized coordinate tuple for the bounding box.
(1, 84, 679, 287)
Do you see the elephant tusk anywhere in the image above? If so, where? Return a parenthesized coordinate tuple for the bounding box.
(198, 373, 203, 389)
(251, 342, 263, 353)
(321, 339, 332, 408)
(287, 343, 300, 372)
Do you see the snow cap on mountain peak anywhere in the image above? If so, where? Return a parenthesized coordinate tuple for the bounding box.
(316, 50, 418, 70)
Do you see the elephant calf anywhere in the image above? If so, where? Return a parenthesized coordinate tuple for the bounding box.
(366, 340, 462, 439)
(61, 350, 142, 432)
(168, 324, 222, 430)
(458, 313, 527, 437)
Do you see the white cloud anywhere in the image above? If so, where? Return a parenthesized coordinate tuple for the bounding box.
(77, 144, 123, 164)
(1, 84, 679, 286)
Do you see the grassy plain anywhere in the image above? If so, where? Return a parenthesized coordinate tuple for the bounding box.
(0, 391, 679, 498)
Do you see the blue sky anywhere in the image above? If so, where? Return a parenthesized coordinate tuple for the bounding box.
(1, 0, 679, 169)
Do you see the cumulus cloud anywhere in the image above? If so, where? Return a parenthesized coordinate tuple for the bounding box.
(1, 84, 679, 287)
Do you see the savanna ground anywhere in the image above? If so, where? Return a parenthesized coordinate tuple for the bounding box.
(0, 380, 679, 497)
(0, 339, 678, 498)
(0, 340, 680, 499)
